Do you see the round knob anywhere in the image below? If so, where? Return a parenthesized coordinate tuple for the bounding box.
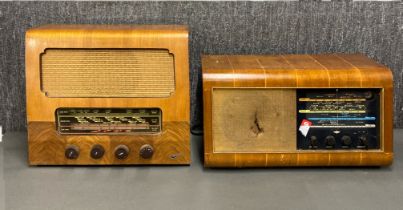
(139, 144, 154, 159)
(358, 135, 368, 147)
(341, 135, 352, 146)
(90, 144, 105, 159)
(309, 136, 318, 146)
(325, 135, 336, 147)
(65, 145, 79, 159)
(114, 145, 130, 160)
(364, 91, 373, 99)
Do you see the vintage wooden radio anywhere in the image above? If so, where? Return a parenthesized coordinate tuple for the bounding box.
(26, 25, 190, 165)
(202, 54, 393, 167)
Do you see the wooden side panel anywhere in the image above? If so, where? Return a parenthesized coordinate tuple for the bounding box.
(28, 122, 190, 165)
(212, 88, 296, 152)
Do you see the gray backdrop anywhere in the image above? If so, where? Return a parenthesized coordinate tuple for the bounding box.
(0, 1, 402, 132)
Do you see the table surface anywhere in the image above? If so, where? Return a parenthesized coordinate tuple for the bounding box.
(1, 130, 402, 210)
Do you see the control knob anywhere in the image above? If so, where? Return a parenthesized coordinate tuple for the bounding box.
(325, 135, 336, 147)
(114, 145, 130, 160)
(358, 135, 369, 147)
(309, 136, 318, 147)
(90, 144, 105, 159)
(139, 144, 154, 159)
(65, 145, 79, 159)
(341, 135, 352, 146)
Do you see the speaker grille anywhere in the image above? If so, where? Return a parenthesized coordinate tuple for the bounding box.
(40, 49, 175, 97)
(212, 88, 296, 152)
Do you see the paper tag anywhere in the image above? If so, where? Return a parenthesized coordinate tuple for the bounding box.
(299, 119, 312, 137)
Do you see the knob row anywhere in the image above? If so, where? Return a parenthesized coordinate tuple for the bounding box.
(65, 144, 154, 160)
(310, 135, 368, 148)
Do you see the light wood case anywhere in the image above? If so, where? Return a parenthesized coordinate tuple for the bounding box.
(26, 25, 190, 165)
(202, 54, 393, 167)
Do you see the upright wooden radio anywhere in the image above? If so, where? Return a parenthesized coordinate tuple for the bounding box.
(26, 25, 190, 165)
(203, 54, 393, 167)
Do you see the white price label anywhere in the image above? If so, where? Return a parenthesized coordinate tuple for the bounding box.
(298, 119, 312, 137)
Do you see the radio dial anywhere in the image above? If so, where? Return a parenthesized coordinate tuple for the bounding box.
(139, 144, 154, 159)
(325, 136, 336, 147)
(90, 144, 105, 159)
(65, 145, 79, 159)
(114, 145, 130, 160)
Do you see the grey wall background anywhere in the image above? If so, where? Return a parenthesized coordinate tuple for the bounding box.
(0, 1, 402, 132)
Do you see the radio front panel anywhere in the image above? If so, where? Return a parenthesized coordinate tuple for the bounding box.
(211, 88, 381, 153)
(297, 89, 381, 150)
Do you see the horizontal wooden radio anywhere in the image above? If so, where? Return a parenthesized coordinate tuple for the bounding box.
(26, 25, 190, 165)
(202, 54, 393, 167)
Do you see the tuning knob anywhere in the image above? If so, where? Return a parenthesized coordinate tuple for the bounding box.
(114, 145, 130, 160)
(90, 144, 105, 159)
(358, 135, 368, 147)
(325, 135, 336, 147)
(65, 145, 79, 159)
(341, 135, 352, 146)
(364, 91, 373, 99)
(309, 136, 318, 147)
(139, 144, 154, 159)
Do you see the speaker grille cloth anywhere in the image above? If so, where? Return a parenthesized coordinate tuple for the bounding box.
(40, 49, 175, 97)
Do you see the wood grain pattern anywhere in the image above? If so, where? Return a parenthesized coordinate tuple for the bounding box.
(28, 122, 190, 165)
(202, 54, 393, 167)
(26, 25, 190, 165)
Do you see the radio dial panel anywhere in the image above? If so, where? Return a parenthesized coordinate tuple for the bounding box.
(297, 89, 380, 150)
(56, 108, 162, 135)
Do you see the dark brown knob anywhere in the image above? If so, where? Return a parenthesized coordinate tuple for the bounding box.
(309, 136, 318, 146)
(139, 144, 154, 159)
(364, 91, 373, 99)
(341, 135, 352, 146)
(358, 135, 368, 147)
(65, 145, 79, 159)
(325, 135, 336, 147)
(114, 145, 130, 160)
(90, 144, 105, 159)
